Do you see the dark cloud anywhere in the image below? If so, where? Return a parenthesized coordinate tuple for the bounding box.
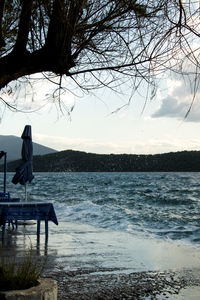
(152, 75, 200, 122)
(152, 96, 187, 119)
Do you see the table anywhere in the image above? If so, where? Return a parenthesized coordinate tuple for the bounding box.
(0, 202, 58, 242)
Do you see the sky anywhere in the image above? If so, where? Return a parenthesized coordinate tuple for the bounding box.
(0, 70, 200, 155)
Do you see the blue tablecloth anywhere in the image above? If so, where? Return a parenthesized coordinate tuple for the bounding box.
(0, 202, 58, 242)
(0, 202, 58, 225)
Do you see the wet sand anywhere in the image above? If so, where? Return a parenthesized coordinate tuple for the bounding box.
(1, 221, 200, 299)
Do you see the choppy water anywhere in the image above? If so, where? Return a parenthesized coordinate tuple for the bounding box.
(3, 172, 200, 248)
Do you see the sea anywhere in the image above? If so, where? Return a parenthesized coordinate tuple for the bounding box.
(3, 172, 200, 250)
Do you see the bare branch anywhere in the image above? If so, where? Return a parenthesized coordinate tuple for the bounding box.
(0, 0, 199, 114)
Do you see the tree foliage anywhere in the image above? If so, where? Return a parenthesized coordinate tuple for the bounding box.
(6, 149, 200, 172)
(0, 0, 199, 109)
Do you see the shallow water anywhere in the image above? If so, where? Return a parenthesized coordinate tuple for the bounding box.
(2, 221, 200, 274)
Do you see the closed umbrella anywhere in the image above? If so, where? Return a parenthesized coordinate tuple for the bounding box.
(12, 125, 34, 200)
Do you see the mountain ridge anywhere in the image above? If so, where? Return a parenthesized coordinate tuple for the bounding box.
(0, 135, 57, 161)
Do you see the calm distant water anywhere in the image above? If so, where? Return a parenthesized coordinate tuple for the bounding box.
(3, 172, 200, 248)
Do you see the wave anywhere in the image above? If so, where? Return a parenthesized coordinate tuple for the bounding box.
(4, 172, 200, 248)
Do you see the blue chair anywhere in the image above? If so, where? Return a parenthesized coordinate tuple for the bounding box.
(0, 193, 20, 229)
(0, 192, 20, 202)
(0, 192, 10, 201)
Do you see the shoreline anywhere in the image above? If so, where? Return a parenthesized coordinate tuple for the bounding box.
(1, 221, 200, 299)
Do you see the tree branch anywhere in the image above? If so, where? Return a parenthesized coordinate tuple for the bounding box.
(0, 0, 199, 112)
(45, 0, 85, 73)
(13, 0, 33, 54)
(0, 0, 5, 48)
(0, 48, 47, 89)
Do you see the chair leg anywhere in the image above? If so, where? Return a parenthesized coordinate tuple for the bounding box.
(2, 223, 5, 243)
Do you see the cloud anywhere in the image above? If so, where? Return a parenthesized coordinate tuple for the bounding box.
(134, 138, 200, 154)
(152, 74, 200, 122)
(33, 133, 200, 155)
(152, 96, 187, 118)
(34, 133, 132, 154)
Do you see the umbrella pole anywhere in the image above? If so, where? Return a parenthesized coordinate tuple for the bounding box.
(25, 183, 28, 201)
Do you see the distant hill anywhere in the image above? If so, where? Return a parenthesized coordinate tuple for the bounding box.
(0, 135, 57, 161)
(6, 149, 200, 172)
